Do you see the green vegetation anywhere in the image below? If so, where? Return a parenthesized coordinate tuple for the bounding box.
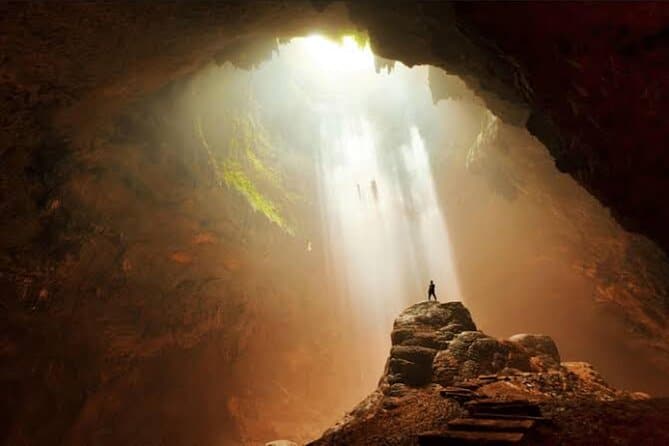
(313, 31, 369, 50)
(343, 32, 369, 48)
(195, 101, 296, 235)
(220, 159, 292, 233)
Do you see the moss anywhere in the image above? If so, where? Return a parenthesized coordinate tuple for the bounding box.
(344, 32, 369, 49)
(195, 111, 297, 234)
(221, 159, 293, 234)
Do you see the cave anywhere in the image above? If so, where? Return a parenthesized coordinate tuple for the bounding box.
(2, 2, 669, 445)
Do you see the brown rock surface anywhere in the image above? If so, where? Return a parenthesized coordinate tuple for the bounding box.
(310, 302, 669, 445)
(384, 303, 563, 389)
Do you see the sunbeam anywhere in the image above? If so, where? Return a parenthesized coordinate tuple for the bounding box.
(267, 36, 465, 384)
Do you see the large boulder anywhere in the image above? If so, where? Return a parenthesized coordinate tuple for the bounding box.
(509, 333, 561, 370)
(432, 331, 534, 385)
(382, 301, 562, 388)
(386, 302, 476, 386)
(393, 301, 477, 333)
(387, 345, 438, 386)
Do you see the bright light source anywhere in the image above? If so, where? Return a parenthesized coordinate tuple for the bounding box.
(282, 35, 375, 94)
(298, 35, 373, 73)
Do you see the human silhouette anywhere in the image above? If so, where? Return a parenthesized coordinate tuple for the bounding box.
(370, 179, 378, 201)
(427, 280, 437, 301)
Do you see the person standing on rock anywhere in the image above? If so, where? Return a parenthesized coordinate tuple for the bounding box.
(427, 280, 437, 301)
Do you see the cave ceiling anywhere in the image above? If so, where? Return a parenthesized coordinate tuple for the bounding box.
(3, 2, 668, 253)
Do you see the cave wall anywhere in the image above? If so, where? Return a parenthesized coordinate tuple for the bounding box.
(0, 3, 359, 445)
(3, 63, 366, 445)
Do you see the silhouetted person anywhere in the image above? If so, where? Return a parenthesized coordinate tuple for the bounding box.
(370, 179, 378, 201)
(356, 183, 362, 200)
(427, 280, 437, 301)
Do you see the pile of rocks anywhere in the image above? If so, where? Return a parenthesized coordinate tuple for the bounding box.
(384, 301, 563, 391)
(310, 301, 656, 446)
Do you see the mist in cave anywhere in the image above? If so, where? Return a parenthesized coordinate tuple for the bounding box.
(179, 36, 468, 394)
(286, 37, 462, 377)
(120, 34, 669, 443)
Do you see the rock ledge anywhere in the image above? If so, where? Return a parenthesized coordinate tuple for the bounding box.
(309, 301, 655, 446)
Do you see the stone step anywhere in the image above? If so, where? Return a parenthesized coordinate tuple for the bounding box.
(441, 392, 478, 401)
(452, 382, 481, 390)
(440, 387, 479, 400)
(467, 398, 532, 406)
(448, 417, 535, 432)
(418, 430, 524, 445)
(471, 413, 550, 422)
(478, 374, 500, 380)
(442, 386, 478, 394)
(465, 399, 542, 417)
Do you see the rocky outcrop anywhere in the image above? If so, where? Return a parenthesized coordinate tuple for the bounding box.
(509, 334, 561, 370)
(385, 302, 562, 390)
(311, 301, 658, 445)
(387, 302, 475, 386)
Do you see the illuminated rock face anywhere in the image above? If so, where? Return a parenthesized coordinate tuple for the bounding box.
(386, 302, 562, 388)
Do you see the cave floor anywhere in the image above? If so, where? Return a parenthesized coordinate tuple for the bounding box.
(310, 388, 669, 445)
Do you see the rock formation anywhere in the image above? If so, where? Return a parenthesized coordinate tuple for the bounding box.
(310, 302, 668, 445)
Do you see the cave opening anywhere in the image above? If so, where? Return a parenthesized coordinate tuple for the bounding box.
(176, 34, 467, 410)
(104, 33, 668, 443)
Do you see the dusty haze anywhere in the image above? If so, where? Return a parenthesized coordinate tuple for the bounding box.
(108, 36, 668, 442)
